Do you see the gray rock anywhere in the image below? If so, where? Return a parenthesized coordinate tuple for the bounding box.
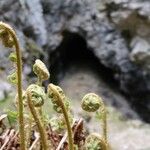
(86, 107, 150, 150)
(0, 81, 12, 100)
(130, 36, 150, 70)
(24, 0, 47, 46)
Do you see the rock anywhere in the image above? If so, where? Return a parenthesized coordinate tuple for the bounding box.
(130, 36, 150, 70)
(24, 0, 47, 46)
(86, 108, 150, 150)
(107, 107, 150, 150)
(0, 44, 13, 100)
(41, 0, 150, 96)
(0, 81, 12, 100)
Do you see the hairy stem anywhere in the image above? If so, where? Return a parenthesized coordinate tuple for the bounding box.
(101, 106, 107, 144)
(103, 110, 107, 143)
(27, 91, 48, 150)
(37, 77, 42, 86)
(26, 114, 32, 148)
(0, 22, 25, 150)
(50, 86, 74, 150)
(36, 78, 44, 126)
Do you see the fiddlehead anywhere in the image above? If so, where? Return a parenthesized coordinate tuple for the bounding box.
(26, 84, 46, 107)
(0, 22, 25, 150)
(81, 93, 102, 112)
(15, 84, 47, 148)
(33, 59, 50, 127)
(47, 83, 74, 150)
(85, 133, 107, 150)
(26, 89, 48, 150)
(81, 93, 108, 148)
(33, 59, 50, 86)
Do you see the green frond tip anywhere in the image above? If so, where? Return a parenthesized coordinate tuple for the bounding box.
(26, 84, 46, 107)
(6, 109, 18, 126)
(33, 59, 50, 81)
(52, 99, 70, 113)
(47, 83, 74, 150)
(81, 93, 102, 112)
(7, 71, 18, 85)
(9, 52, 17, 62)
(47, 83, 66, 103)
(85, 133, 107, 150)
(0, 28, 14, 48)
(47, 83, 70, 113)
(15, 90, 27, 107)
(50, 114, 73, 132)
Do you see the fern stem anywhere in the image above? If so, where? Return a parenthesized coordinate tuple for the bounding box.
(27, 91, 48, 150)
(0, 22, 26, 150)
(102, 108, 107, 143)
(50, 86, 74, 150)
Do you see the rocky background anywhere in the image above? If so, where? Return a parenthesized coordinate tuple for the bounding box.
(0, 0, 150, 149)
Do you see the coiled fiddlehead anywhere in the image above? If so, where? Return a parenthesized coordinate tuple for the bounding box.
(81, 93, 101, 112)
(0, 22, 25, 150)
(26, 84, 46, 107)
(33, 59, 50, 128)
(47, 83, 74, 150)
(26, 89, 48, 150)
(48, 84, 70, 113)
(7, 71, 18, 85)
(33, 59, 50, 86)
(81, 93, 108, 149)
(85, 133, 107, 150)
(16, 84, 47, 149)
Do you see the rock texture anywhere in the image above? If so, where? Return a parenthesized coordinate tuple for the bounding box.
(0, 0, 150, 121)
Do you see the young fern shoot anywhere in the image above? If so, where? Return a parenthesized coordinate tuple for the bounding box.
(47, 84, 74, 150)
(33, 59, 50, 86)
(33, 59, 50, 124)
(26, 84, 48, 150)
(0, 22, 25, 150)
(81, 93, 108, 149)
(85, 133, 107, 150)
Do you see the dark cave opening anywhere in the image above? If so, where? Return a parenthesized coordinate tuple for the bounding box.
(49, 31, 119, 89)
(48, 31, 150, 123)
